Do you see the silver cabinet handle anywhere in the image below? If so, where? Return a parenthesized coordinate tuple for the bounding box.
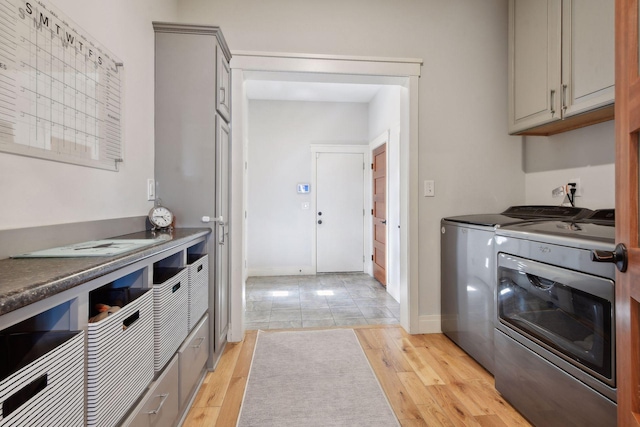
(218, 223, 226, 245)
(562, 84, 568, 111)
(190, 336, 206, 349)
(550, 89, 556, 116)
(147, 393, 169, 415)
(201, 215, 224, 223)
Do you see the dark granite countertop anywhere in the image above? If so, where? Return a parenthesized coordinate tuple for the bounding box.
(0, 228, 211, 317)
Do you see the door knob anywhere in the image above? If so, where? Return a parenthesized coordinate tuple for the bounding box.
(318, 220, 322, 225)
(381, 220, 387, 225)
(318, 212, 322, 216)
(591, 243, 628, 272)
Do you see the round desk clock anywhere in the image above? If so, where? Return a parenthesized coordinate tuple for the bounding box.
(148, 202, 174, 231)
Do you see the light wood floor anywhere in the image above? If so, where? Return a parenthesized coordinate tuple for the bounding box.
(182, 325, 532, 426)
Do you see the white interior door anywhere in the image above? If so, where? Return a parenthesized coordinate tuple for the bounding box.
(316, 152, 364, 273)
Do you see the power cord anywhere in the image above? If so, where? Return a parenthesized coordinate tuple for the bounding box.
(567, 182, 577, 207)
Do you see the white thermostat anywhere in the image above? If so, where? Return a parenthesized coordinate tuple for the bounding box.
(297, 183, 310, 194)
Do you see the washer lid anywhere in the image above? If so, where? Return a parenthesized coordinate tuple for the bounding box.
(443, 205, 593, 227)
(442, 214, 528, 227)
(502, 205, 593, 219)
(497, 218, 615, 246)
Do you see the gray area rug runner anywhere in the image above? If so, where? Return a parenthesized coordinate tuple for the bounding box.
(237, 328, 400, 427)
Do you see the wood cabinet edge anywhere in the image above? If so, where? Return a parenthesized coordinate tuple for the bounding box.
(509, 103, 614, 137)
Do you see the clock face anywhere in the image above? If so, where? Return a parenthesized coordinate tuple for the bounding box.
(149, 206, 173, 228)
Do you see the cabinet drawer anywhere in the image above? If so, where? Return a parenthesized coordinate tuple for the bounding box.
(178, 313, 209, 409)
(126, 355, 180, 427)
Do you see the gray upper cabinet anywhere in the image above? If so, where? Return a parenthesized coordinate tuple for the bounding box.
(508, 0, 562, 134)
(508, 0, 614, 136)
(217, 45, 231, 122)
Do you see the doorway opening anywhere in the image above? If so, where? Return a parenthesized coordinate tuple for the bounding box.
(228, 52, 421, 341)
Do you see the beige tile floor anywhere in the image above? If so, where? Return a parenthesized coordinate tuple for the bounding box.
(245, 273, 400, 330)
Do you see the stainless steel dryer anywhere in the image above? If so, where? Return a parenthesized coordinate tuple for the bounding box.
(440, 205, 592, 374)
(494, 209, 616, 427)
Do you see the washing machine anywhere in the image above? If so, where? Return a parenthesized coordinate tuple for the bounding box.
(440, 205, 592, 374)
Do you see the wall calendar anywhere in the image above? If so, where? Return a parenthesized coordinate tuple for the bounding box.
(0, 0, 123, 171)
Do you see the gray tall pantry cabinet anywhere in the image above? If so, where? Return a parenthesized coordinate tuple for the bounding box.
(153, 23, 232, 368)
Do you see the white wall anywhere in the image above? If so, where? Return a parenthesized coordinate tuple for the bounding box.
(178, 0, 524, 329)
(523, 120, 615, 209)
(369, 86, 401, 302)
(0, 0, 178, 230)
(247, 100, 368, 275)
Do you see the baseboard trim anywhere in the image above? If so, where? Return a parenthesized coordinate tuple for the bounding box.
(418, 315, 441, 334)
(247, 267, 316, 277)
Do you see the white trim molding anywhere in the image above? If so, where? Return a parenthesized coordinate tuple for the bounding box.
(419, 315, 442, 334)
(231, 51, 422, 77)
(229, 52, 422, 341)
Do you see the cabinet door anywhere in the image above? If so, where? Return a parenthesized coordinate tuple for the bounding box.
(214, 116, 230, 353)
(561, 0, 614, 117)
(154, 30, 216, 227)
(216, 45, 231, 122)
(508, 0, 562, 134)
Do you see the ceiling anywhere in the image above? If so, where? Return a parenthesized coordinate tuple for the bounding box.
(243, 71, 405, 103)
(244, 80, 383, 103)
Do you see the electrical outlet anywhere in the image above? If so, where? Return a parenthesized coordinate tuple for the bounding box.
(552, 186, 565, 198)
(569, 178, 582, 197)
(147, 179, 155, 201)
(424, 180, 435, 197)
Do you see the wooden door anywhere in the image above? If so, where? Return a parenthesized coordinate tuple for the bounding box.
(615, 0, 640, 424)
(316, 152, 364, 273)
(372, 144, 386, 286)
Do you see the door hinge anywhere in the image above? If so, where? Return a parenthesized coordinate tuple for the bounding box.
(371, 163, 374, 170)
(371, 209, 374, 215)
(371, 255, 374, 261)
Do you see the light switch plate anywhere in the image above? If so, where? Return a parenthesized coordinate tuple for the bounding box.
(147, 179, 155, 201)
(424, 180, 435, 197)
